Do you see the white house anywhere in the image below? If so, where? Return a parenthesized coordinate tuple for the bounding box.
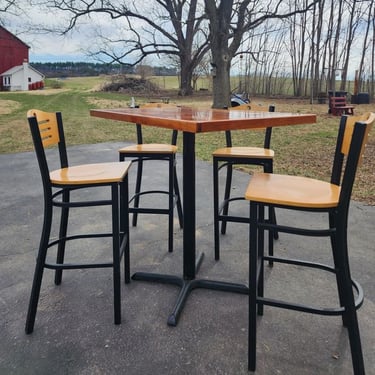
(1, 61, 45, 91)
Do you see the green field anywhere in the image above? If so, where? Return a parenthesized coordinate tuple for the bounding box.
(0, 75, 374, 204)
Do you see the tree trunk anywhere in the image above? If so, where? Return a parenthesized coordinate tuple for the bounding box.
(206, 0, 233, 108)
(179, 60, 194, 96)
(211, 57, 231, 108)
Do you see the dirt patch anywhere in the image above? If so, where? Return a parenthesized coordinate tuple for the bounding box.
(86, 97, 128, 108)
(0, 99, 21, 114)
(25, 88, 71, 95)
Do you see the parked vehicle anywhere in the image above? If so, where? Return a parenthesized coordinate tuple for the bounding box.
(231, 92, 250, 107)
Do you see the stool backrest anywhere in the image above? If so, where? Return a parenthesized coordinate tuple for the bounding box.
(331, 112, 374, 211)
(135, 102, 179, 145)
(226, 104, 275, 148)
(27, 109, 68, 191)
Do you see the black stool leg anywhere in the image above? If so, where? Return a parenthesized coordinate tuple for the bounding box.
(264, 160, 278, 242)
(132, 158, 143, 227)
(112, 184, 121, 325)
(168, 155, 174, 253)
(55, 189, 69, 285)
(257, 204, 265, 316)
(173, 160, 183, 229)
(213, 157, 220, 260)
(269, 206, 278, 240)
(121, 176, 130, 284)
(221, 162, 233, 235)
(329, 212, 349, 326)
(25, 198, 53, 334)
(335, 219, 364, 375)
(248, 201, 259, 372)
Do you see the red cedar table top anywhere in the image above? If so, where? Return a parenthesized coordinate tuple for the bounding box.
(90, 107, 316, 133)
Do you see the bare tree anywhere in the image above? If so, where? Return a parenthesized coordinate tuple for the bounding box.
(339, 0, 364, 91)
(0, 0, 19, 24)
(0, 0, 17, 12)
(357, 0, 374, 93)
(371, 4, 375, 99)
(205, 0, 319, 108)
(310, 0, 325, 97)
(286, 1, 311, 97)
(34, 0, 210, 96)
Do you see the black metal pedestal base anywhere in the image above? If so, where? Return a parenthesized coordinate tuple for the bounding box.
(131, 252, 249, 326)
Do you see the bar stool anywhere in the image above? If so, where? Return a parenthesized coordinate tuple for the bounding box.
(119, 102, 183, 253)
(25, 109, 131, 334)
(213, 103, 277, 260)
(245, 112, 374, 374)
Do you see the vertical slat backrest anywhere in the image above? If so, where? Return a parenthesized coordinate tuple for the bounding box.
(341, 112, 373, 163)
(27, 110, 69, 190)
(27, 109, 60, 148)
(226, 104, 275, 148)
(340, 113, 374, 213)
(330, 112, 374, 212)
(135, 102, 179, 145)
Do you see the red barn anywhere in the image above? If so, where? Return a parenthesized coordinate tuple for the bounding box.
(0, 26, 44, 91)
(0, 26, 29, 74)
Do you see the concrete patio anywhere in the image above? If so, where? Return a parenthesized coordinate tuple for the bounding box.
(1, 142, 374, 375)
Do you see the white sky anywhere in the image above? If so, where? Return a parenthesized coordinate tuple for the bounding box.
(2, 4, 116, 62)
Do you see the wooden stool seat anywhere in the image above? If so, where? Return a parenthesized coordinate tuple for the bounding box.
(246, 172, 340, 208)
(213, 146, 274, 158)
(50, 162, 130, 185)
(119, 143, 178, 154)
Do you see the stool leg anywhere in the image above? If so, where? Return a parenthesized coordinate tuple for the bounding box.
(269, 206, 278, 240)
(132, 158, 143, 227)
(264, 160, 278, 242)
(329, 213, 348, 326)
(25, 197, 53, 334)
(335, 220, 365, 375)
(173, 160, 183, 229)
(168, 155, 174, 252)
(248, 201, 259, 371)
(55, 189, 69, 285)
(257, 204, 265, 316)
(121, 176, 130, 284)
(213, 157, 220, 260)
(112, 184, 121, 325)
(221, 162, 233, 235)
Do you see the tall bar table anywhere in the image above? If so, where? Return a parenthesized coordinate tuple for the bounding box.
(91, 106, 316, 326)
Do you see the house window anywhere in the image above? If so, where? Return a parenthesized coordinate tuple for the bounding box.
(28, 77, 32, 82)
(3, 76, 10, 86)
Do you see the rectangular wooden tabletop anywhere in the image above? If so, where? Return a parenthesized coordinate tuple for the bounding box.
(90, 107, 317, 133)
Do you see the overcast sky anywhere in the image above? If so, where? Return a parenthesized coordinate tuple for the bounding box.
(2, 4, 109, 63)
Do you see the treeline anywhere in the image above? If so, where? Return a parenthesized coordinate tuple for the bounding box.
(31, 62, 177, 78)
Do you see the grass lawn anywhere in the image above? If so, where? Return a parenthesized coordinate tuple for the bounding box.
(1, 76, 374, 204)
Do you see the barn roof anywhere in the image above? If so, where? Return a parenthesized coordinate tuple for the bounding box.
(0, 25, 30, 49)
(0, 63, 44, 78)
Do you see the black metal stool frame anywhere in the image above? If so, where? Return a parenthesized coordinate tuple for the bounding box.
(25, 112, 130, 334)
(248, 117, 369, 374)
(213, 105, 277, 261)
(120, 124, 183, 253)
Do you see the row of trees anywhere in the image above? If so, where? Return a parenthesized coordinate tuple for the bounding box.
(30, 62, 177, 78)
(2, 1, 374, 106)
(234, 0, 375, 100)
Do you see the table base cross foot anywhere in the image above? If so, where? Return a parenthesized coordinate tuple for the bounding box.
(132, 252, 248, 326)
